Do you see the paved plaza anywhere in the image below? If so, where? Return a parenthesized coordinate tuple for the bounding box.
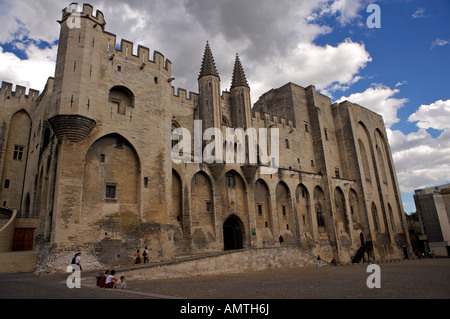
(0, 258, 448, 300)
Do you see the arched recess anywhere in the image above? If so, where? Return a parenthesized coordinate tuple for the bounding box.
(375, 128, 403, 232)
(358, 139, 371, 183)
(376, 146, 388, 184)
(314, 186, 326, 233)
(296, 184, 312, 236)
(1, 110, 32, 215)
(371, 202, 380, 232)
(223, 214, 244, 250)
(349, 188, 362, 228)
(334, 187, 350, 234)
(171, 169, 183, 226)
(254, 179, 273, 241)
(276, 182, 293, 238)
(109, 86, 135, 115)
(172, 169, 185, 254)
(222, 170, 247, 224)
(388, 203, 396, 232)
(191, 171, 215, 250)
(82, 133, 140, 216)
(24, 193, 31, 218)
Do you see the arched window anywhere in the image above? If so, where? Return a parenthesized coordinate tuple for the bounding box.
(109, 86, 135, 115)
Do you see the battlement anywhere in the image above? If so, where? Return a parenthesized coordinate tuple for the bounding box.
(1, 81, 40, 101)
(252, 111, 296, 129)
(105, 35, 172, 75)
(61, 3, 105, 26)
(172, 87, 198, 106)
(60, 3, 173, 78)
(60, 2, 172, 77)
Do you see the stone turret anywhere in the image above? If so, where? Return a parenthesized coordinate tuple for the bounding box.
(48, 3, 103, 143)
(198, 42, 222, 131)
(230, 54, 252, 129)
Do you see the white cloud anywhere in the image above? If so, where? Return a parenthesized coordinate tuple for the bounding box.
(387, 99, 450, 195)
(317, 0, 366, 26)
(395, 81, 407, 87)
(431, 38, 449, 50)
(0, 44, 57, 91)
(0, 0, 374, 100)
(249, 39, 371, 103)
(388, 127, 450, 194)
(408, 100, 450, 131)
(0, 0, 63, 44)
(412, 8, 426, 18)
(336, 83, 408, 128)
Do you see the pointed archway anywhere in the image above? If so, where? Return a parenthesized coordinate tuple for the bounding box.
(223, 215, 244, 250)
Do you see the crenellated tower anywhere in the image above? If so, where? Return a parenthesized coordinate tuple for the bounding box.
(48, 3, 105, 142)
(230, 54, 252, 129)
(198, 42, 222, 131)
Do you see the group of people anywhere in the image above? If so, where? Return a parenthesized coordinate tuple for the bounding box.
(416, 250, 435, 259)
(98, 270, 127, 289)
(135, 247, 150, 264)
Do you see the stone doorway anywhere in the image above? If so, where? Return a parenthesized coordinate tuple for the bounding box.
(223, 215, 244, 250)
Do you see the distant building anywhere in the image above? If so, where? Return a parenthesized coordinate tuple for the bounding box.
(414, 183, 450, 257)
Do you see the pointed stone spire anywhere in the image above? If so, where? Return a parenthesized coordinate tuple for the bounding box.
(199, 41, 219, 79)
(231, 53, 249, 89)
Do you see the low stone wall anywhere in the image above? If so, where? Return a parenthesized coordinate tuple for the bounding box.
(0, 251, 39, 274)
(117, 246, 319, 281)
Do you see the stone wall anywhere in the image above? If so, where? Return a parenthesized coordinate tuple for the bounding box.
(117, 246, 319, 281)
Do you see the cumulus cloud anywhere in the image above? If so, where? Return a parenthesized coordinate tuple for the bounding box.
(0, 44, 57, 91)
(0, 0, 372, 102)
(249, 39, 371, 102)
(336, 83, 408, 128)
(387, 99, 450, 195)
(317, 0, 366, 26)
(0, 0, 62, 44)
(388, 127, 450, 194)
(408, 100, 450, 131)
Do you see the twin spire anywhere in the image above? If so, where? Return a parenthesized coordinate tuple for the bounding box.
(199, 41, 249, 89)
(199, 41, 219, 79)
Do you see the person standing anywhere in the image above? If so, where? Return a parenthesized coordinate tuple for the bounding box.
(317, 255, 322, 267)
(135, 250, 141, 264)
(279, 235, 284, 246)
(143, 246, 149, 264)
(72, 252, 82, 271)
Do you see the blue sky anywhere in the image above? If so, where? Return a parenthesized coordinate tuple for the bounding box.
(0, 0, 449, 213)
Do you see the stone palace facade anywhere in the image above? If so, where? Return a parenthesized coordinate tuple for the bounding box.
(0, 3, 413, 271)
